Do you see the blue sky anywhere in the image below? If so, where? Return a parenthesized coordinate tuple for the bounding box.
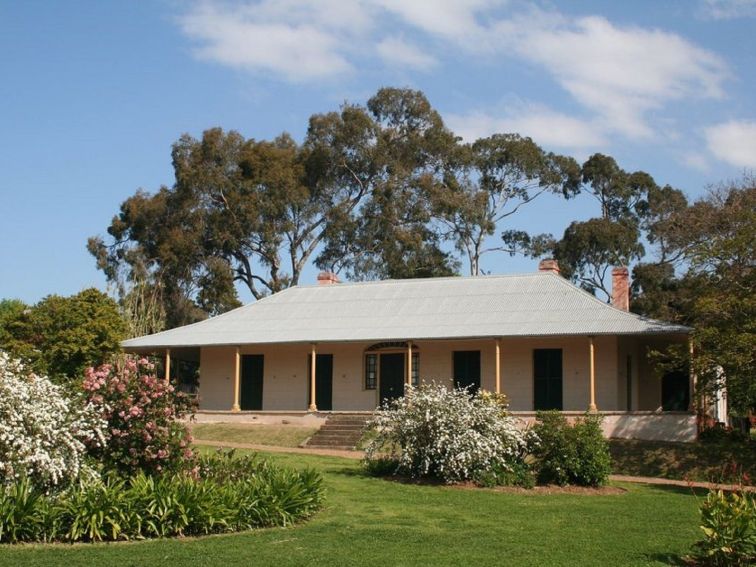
(1, 0, 754, 304)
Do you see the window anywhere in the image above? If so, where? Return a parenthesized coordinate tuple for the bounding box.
(411, 352, 419, 386)
(365, 353, 377, 390)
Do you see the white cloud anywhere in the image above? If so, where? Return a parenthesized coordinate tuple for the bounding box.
(373, 0, 500, 39)
(376, 37, 437, 70)
(177, 1, 730, 150)
(446, 103, 607, 151)
(699, 0, 756, 19)
(680, 151, 711, 172)
(178, 1, 358, 82)
(705, 120, 756, 168)
(492, 14, 729, 140)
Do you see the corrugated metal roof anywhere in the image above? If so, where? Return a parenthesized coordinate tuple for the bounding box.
(122, 272, 690, 349)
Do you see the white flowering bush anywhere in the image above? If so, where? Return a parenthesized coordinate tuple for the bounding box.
(0, 352, 107, 490)
(363, 382, 533, 484)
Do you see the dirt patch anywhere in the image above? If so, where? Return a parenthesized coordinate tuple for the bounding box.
(452, 482, 627, 495)
(377, 475, 626, 494)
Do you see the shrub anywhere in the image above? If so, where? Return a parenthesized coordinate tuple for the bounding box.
(0, 352, 106, 490)
(363, 383, 531, 484)
(691, 489, 755, 566)
(0, 451, 325, 543)
(83, 356, 197, 476)
(473, 460, 536, 489)
(529, 411, 611, 487)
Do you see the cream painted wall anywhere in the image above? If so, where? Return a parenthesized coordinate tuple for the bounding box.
(198, 336, 678, 412)
(199, 346, 236, 410)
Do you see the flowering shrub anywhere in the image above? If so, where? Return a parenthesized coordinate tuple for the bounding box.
(363, 382, 532, 484)
(0, 352, 106, 489)
(83, 356, 197, 476)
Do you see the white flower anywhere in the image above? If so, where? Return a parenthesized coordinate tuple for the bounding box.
(0, 351, 107, 489)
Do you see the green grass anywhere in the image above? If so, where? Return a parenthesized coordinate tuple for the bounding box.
(1, 448, 704, 567)
(610, 438, 756, 484)
(189, 423, 318, 447)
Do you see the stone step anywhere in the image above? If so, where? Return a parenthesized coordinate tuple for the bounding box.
(310, 434, 362, 442)
(318, 424, 367, 431)
(304, 413, 372, 450)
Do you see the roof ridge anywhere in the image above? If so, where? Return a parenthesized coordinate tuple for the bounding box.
(291, 271, 548, 290)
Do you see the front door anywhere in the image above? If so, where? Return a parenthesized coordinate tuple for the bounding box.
(533, 349, 562, 410)
(453, 351, 481, 394)
(241, 354, 264, 410)
(309, 354, 333, 411)
(379, 353, 405, 404)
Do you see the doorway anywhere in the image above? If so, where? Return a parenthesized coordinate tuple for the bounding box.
(379, 353, 405, 404)
(453, 351, 481, 394)
(240, 354, 264, 410)
(533, 349, 563, 410)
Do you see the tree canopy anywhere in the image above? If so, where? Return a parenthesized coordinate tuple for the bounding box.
(90, 88, 578, 325)
(0, 288, 126, 383)
(632, 176, 755, 414)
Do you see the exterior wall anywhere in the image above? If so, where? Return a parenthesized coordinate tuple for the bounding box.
(494, 336, 618, 411)
(513, 412, 697, 443)
(198, 335, 670, 413)
(199, 346, 236, 410)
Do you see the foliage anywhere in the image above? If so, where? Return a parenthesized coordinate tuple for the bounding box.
(634, 176, 755, 414)
(89, 88, 590, 324)
(473, 460, 536, 489)
(0, 353, 106, 490)
(513, 153, 659, 300)
(83, 356, 196, 476)
(0, 451, 324, 543)
(431, 133, 580, 276)
(529, 411, 611, 487)
(609, 439, 756, 486)
(0, 450, 704, 566)
(363, 383, 531, 484)
(0, 289, 126, 384)
(691, 489, 755, 566)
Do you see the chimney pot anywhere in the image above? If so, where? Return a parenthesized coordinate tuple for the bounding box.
(317, 271, 340, 285)
(611, 266, 630, 311)
(538, 259, 560, 274)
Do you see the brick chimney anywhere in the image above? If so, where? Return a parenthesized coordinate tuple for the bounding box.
(317, 271, 340, 285)
(611, 267, 630, 311)
(538, 259, 560, 275)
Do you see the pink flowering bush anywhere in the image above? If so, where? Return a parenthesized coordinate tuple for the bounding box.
(83, 356, 197, 476)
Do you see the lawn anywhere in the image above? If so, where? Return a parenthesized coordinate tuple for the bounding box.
(2, 448, 703, 567)
(189, 423, 318, 448)
(610, 438, 756, 484)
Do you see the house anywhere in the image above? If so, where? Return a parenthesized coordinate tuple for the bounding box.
(122, 260, 696, 442)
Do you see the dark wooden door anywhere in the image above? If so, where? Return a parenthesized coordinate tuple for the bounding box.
(453, 351, 481, 394)
(533, 349, 562, 410)
(308, 354, 333, 411)
(379, 353, 405, 404)
(241, 354, 264, 410)
(661, 370, 689, 411)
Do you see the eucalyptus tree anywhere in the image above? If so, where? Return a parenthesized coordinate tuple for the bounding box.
(430, 134, 581, 276)
(316, 87, 460, 279)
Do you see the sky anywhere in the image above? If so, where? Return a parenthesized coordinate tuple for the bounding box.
(1, 0, 754, 305)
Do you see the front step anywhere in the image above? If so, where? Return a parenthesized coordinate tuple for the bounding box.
(304, 413, 372, 450)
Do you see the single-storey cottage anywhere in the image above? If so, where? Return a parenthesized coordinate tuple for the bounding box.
(122, 260, 696, 441)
